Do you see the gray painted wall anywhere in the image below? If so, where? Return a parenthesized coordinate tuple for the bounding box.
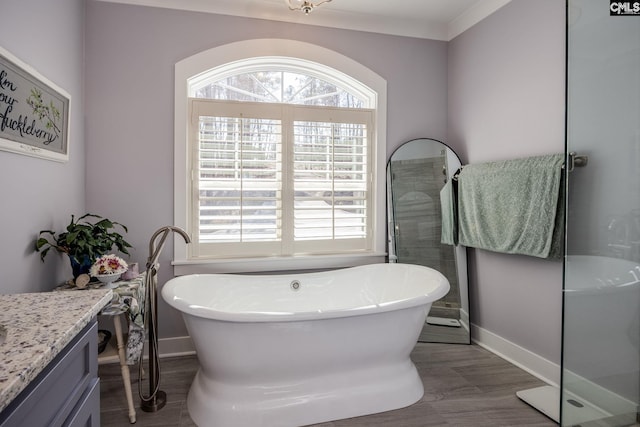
(447, 0, 566, 364)
(0, 0, 567, 369)
(84, 1, 449, 338)
(0, 0, 86, 292)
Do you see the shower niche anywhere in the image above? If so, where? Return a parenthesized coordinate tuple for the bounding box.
(387, 138, 470, 344)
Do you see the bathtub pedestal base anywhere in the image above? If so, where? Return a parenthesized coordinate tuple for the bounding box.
(186, 360, 424, 427)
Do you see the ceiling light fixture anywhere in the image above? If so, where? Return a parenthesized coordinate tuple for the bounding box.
(285, 0, 332, 15)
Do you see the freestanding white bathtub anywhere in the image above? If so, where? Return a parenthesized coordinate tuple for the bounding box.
(162, 263, 450, 427)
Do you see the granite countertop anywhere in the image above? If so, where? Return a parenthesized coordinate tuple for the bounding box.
(0, 289, 112, 413)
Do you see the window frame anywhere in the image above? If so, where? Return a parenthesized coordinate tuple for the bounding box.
(190, 99, 375, 258)
(174, 39, 387, 273)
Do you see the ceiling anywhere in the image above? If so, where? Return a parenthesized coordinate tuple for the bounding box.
(96, 0, 512, 41)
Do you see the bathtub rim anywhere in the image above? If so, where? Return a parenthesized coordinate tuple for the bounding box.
(564, 255, 640, 296)
(162, 263, 450, 323)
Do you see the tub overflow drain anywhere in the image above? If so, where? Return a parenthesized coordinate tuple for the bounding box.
(290, 280, 301, 291)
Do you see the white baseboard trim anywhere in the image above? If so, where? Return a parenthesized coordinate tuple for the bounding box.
(101, 335, 196, 365)
(471, 324, 638, 420)
(158, 335, 196, 358)
(470, 323, 560, 387)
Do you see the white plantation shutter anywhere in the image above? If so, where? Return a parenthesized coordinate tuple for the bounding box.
(198, 117, 282, 241)
(291, 115, 370, 254)
(191, 100, 283, 257)
(190, 99, 373, 258)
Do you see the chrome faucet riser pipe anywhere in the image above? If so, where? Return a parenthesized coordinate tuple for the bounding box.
(139, 226, 190, 413)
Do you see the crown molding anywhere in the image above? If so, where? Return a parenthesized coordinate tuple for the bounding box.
(447, 0, 512, 40)
(94, 0, 511, 41)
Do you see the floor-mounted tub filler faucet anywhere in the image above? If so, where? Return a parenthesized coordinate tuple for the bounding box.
(139, 226, 191, 413)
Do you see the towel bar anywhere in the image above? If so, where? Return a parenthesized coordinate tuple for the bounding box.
(450, 152, 588, 181)
(566, 152, 588, 171)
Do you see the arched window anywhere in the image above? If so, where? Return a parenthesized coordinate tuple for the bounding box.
(174, 40, 387, 273)
(191, 62, 366, 108)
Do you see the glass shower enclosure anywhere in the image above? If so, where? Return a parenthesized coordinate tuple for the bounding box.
(562, 0, 640, 425)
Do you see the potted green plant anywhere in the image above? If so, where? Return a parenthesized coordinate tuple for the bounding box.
(35, 213, 132, 278)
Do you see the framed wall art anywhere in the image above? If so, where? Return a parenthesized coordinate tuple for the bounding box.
(0, 46, 70, 162)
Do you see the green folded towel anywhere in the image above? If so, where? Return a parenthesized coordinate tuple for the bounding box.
(440, 177, 458, 245)
(457, 153, 565, 259)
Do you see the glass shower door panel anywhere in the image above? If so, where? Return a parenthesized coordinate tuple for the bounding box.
(563, 1, 640, 425)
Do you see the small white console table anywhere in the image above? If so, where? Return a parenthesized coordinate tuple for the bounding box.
(57, 273, 146, 424)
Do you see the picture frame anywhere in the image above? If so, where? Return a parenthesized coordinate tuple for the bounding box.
(0, 46, 70, 162)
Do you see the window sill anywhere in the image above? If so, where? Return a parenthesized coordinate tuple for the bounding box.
(172, 253, 387, 275)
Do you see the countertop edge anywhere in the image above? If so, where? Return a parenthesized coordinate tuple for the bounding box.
(0, 289, 113, 414)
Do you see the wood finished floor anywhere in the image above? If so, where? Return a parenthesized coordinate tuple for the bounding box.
(99, 343, 557, 427)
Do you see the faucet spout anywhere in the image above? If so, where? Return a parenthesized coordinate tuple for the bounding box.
(146, 226, 190, 269)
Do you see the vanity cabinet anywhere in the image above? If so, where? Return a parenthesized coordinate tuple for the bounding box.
(0, 320, 100, 427)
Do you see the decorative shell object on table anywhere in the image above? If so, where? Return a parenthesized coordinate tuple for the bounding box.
(90, 254, 128, 289)
(74, 273, 91, 289)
